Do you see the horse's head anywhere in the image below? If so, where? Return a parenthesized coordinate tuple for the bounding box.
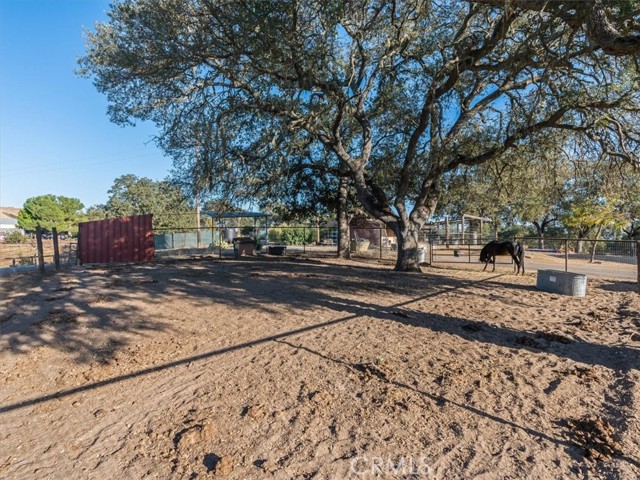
(479, 240, 498, 263)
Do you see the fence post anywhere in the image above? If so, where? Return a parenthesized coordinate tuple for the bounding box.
(52, 227, 61, 269)
(468, 243, 471, 263)
(636, 240, 639, 295)
(36, 226, 45, 273)
(430, 238, 434, 265)
(77, 229, 82, 265)
(564, 239, 568, 272)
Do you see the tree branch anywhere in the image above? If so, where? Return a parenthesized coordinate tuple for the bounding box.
(471, 0, 640, 56)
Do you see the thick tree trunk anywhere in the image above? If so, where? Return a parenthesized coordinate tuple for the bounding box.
(392, 221, 423, 272)
(534, 216, 557, 249)
(337, 175, 350, 259)
(576, 229, 590, 254)
(347, 168, 435, 271)
(533, 222, 544, 248)
(195, 190, 201, 248)
(539, 221, 547, 249)
(589, 224, 603, 263)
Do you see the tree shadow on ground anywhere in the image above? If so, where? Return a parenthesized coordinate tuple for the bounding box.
(596, 280, 638, 293)
(273, 338, 640, 471)
(1, 265, 173, 364)
(2, 256, 638, 415)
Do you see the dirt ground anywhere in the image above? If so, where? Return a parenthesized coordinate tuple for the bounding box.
(1, 255, 640, 479)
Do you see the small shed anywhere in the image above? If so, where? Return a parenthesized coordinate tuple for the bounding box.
(349, 216, 396, 249)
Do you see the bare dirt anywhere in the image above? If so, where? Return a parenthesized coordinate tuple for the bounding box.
(1, 256, 640, 479)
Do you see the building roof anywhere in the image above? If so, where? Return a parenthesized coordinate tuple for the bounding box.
(0, 207, 20, 219)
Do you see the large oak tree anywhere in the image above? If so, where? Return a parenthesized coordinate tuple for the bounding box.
(79, 0, 640, 271)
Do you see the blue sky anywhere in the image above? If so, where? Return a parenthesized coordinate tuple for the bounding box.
(0, 0, 173, 209)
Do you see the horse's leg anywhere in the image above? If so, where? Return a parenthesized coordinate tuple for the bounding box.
(492, 255, 496, 272)
(512, 254, 520, 274)
(517, 246, 524, 275)
(483, 262, 489, 272)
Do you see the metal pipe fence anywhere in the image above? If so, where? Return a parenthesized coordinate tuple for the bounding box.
(429, 236, 638, 282)
(153, 226, 343, 259)
(516, 237, 637, 265)
(153, 226, 399, 260)
(153, 227, 639, 283)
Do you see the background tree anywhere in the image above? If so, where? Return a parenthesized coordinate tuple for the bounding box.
(559, 145, 631, 253)
(202, 198, 241, 216)
(619, 168, 640, 239)
(85, 204, 108, 221)
(562, 196, 627, 260)
(17, 195, 84, 233)
(104, 174, 194, 229)
(80, 0, 640, 271)
(250, 141, 355, 257)
(506, 139, 573, 243)
(437, 133, 574, 244)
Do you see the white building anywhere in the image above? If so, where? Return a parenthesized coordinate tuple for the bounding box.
(0, 207, 21, 233)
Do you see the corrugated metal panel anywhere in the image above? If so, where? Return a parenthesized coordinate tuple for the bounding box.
(536, 269, 587, 297)
(78, 214, 154, 265)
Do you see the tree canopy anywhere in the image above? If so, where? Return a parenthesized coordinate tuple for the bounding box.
(79, 0, 640, 270)
(101, 174, 195, 229)
(17, 195, 84, 233)
(473, 0, 640, 56)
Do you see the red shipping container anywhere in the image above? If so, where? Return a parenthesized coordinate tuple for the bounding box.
(78, 214, 154, 264)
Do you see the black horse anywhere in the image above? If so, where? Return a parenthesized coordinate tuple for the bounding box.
(479, 240, 525, 275)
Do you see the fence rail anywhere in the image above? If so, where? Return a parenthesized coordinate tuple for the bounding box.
(153, 225, 342, 259)
(3, 224, 638, 286)
(0, 239, 77, 269)
(153, 228, 638, 282)
(428, 236, 638, 283)
(516, 237, 637, 265)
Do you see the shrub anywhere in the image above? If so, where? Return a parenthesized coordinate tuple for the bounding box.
(268, 226, 314, 245)
(4, 230, 29, 244)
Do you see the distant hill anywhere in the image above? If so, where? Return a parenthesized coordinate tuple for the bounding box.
(0, 207, 21, 219)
